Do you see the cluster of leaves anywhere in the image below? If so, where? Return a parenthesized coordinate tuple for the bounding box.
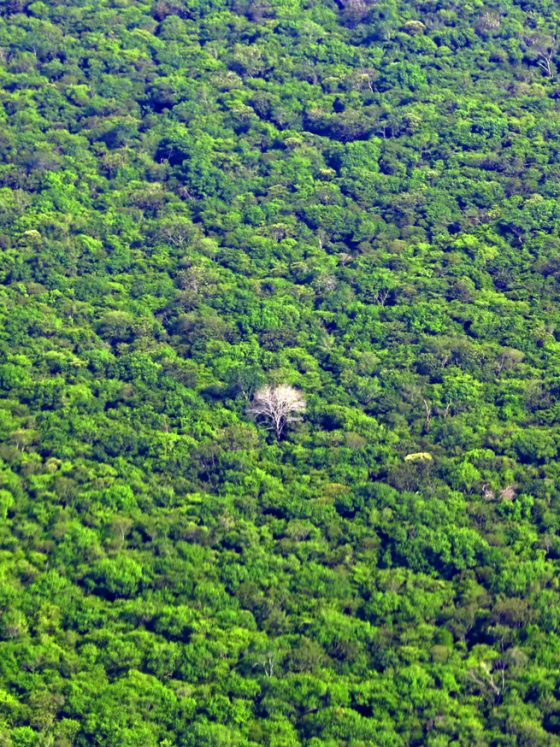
(1, 0, 560, 744)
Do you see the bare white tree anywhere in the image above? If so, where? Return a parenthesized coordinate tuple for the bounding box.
(248, 384, 306, 440)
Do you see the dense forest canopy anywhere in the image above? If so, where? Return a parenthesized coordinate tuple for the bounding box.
(2, 0, 560, 744)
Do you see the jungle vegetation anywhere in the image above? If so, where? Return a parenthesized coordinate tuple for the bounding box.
(1, 0, 560, 744)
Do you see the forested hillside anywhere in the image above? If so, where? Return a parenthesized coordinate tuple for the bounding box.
(2, 0, 560, 744)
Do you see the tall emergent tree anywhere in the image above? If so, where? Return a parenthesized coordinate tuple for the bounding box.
(249, 384, 306, 439)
